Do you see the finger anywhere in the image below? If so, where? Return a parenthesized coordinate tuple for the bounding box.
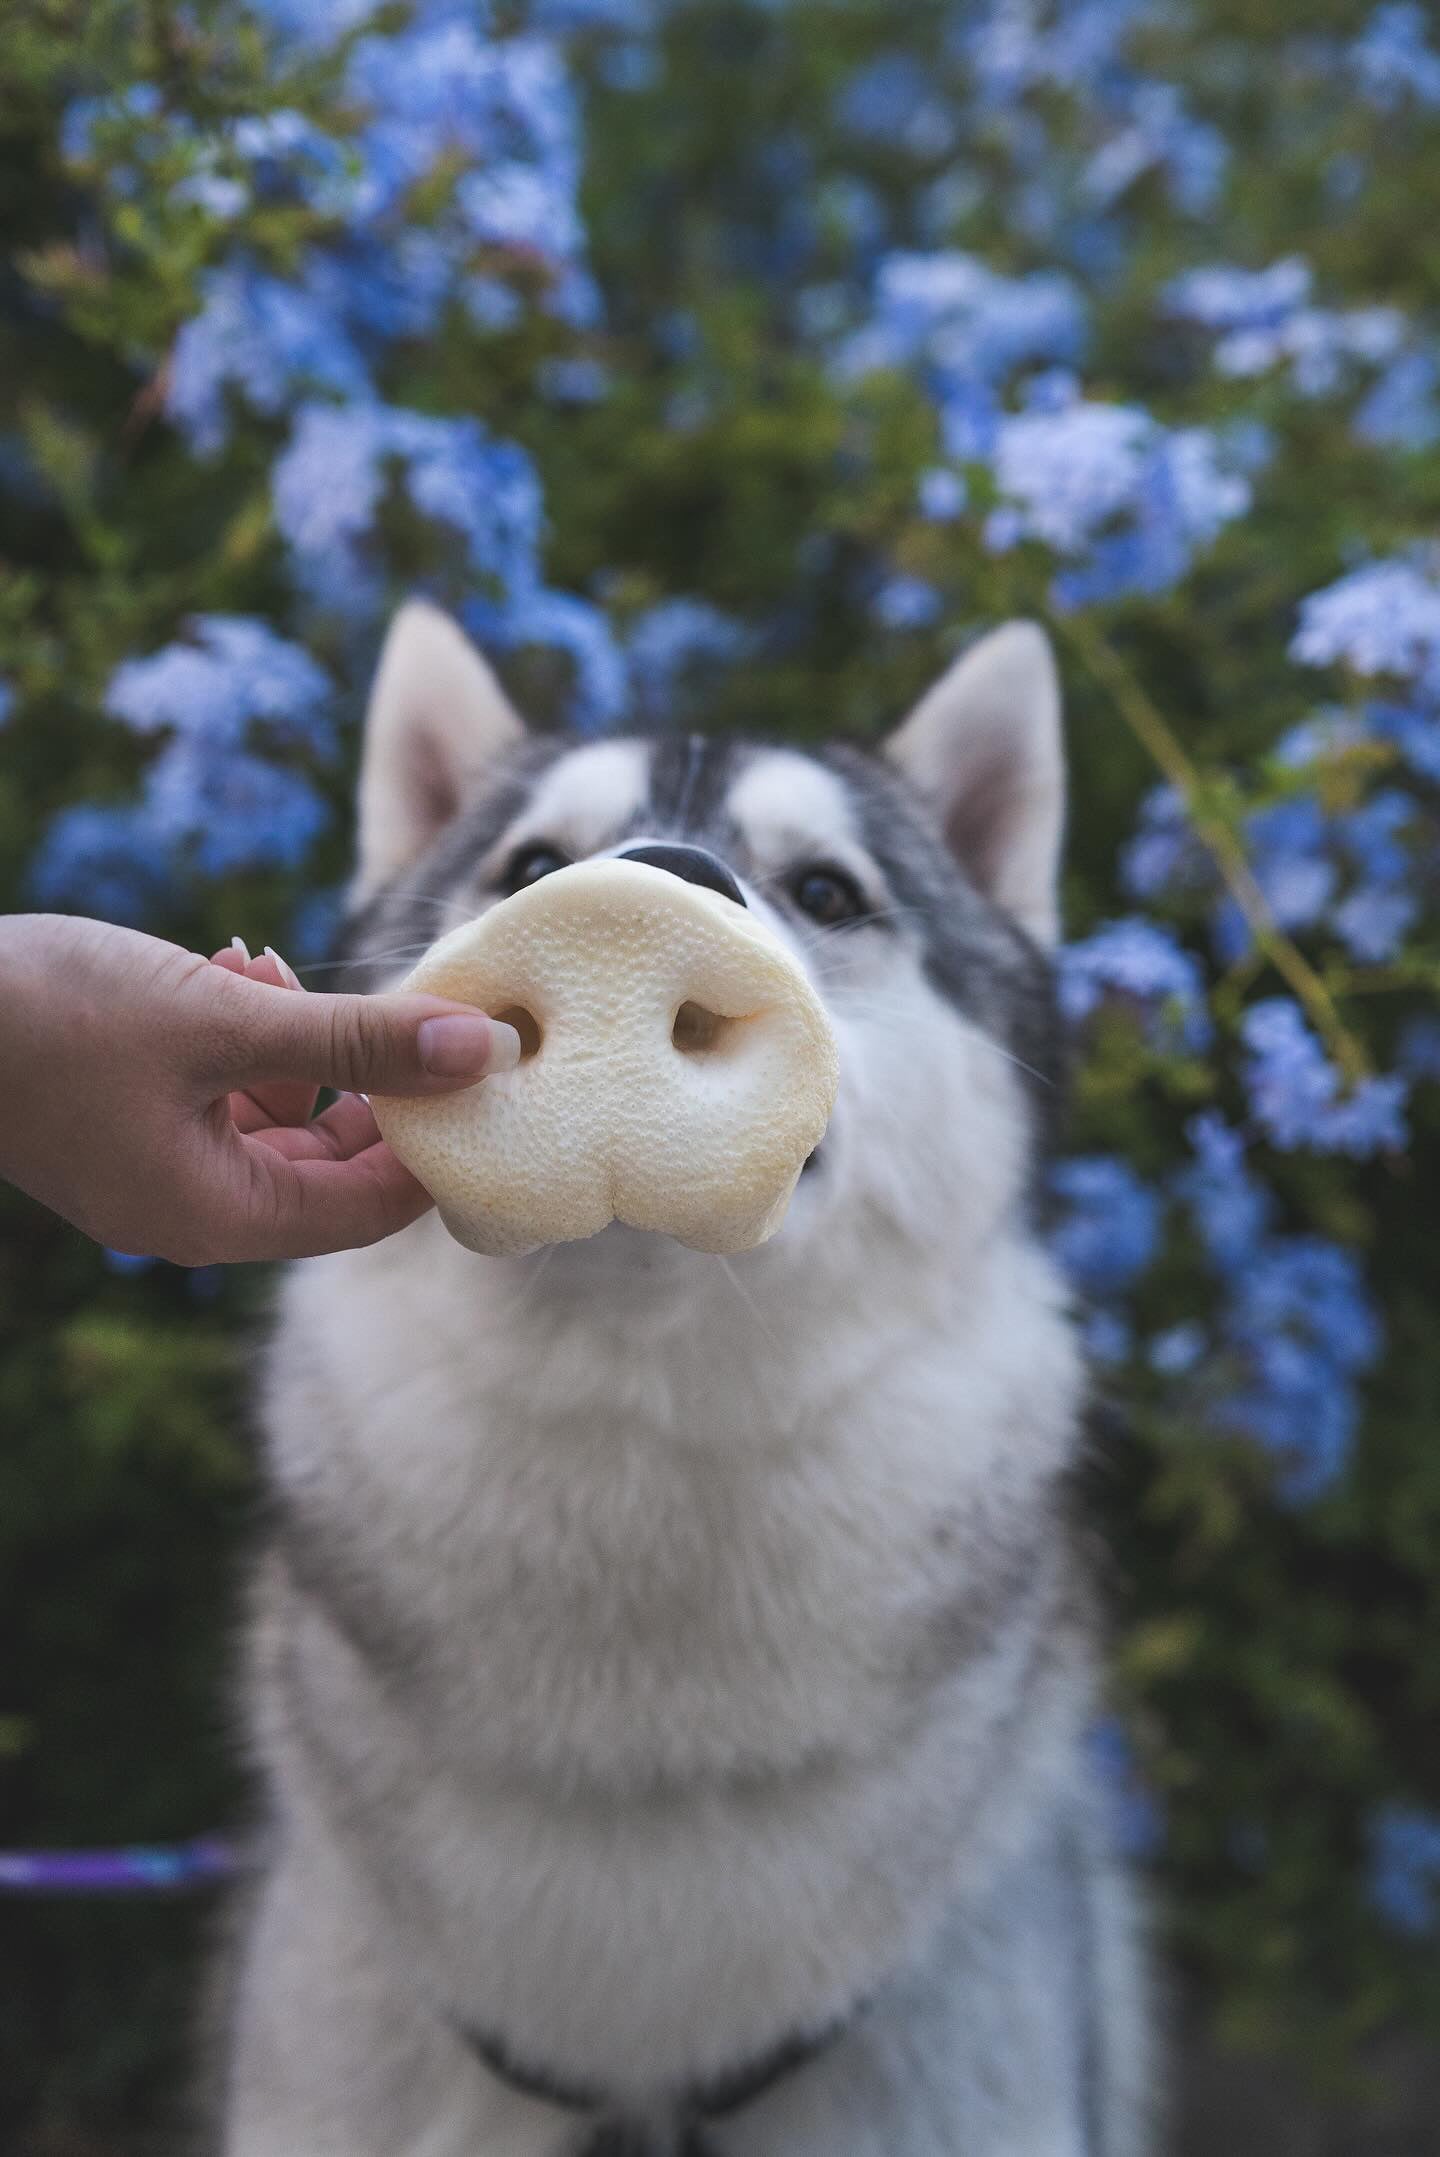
(194, 971, 523, 1098)
(227, 946, 317, 1130)
(209, 946, 247, 974)
(247, 1091, 380, 1162)
(224, 1133, 435, 1261)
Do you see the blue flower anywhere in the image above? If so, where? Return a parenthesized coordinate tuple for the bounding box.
(272, 403, 544, 618)
(1219, 1355, 1358, 1501)
(836, 55, 957, 157)
(1332, 887, 1417, 962)
(59, 82, 163, 164)
(31, 620, 338, 913)
(1233, 1238, 1381, 1377)
(1050, 1157, 1161, 1295)
(1148, 1322, 1206, 1376)
(1060, 917, 1211, 1049)
(986, 393, 1247, 605)
(105, 617, 333, 752)
(1240, 798, 1336, 940)
(168, 265, 372, 457)
(457, 160, 585, 255)
(289, 887, 345, 965)
(347, 20, 581, 224)
(270, 404, 388, 615)
(1167, 256, 1408, 405)
(1167, 1111, 1382, 1500)
(1355, 350, 1440, 452)
(1351, 5, 1440, 112)
(143, 746, 329, 875)
(489, 588, 628, 733)
(1241, 999, 1408, 1157)
(1120, 786, 1202, 900)
(917, 466, 967, 521)
(1166, 257, 1313, 334)
(1339, 788, 1414, 887)
(1083, 1309, 1134, 1365)
(1087, 1717, 1163, 1860)
(1373, 699, 1440, 783)
(836, 251, 1085, 460)
(1081, 83, 1227, 216)
(871, 575, 943, 631)
(27, 803, 172, 921)
(959, 0, 1145, 106)
(1367, 1805, 1440, 1934)
(536, 356, 611, 404)
(626, 600, 747, 719)
(0, 679, 13, 727)
(1176, 1113, 1272, 1270)
(249, 0, 381, 50)
(1397, 1015, 1440, 1081)
(532, 0, 655, 26)
(1292, 557, 1440, 690)
(1216, 1237, 1380, 1498)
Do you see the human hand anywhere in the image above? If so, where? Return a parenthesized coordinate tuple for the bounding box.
(0, 913, 520, 1265)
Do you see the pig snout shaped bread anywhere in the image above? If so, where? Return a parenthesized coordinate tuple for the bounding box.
(370, 858, 840, 1257)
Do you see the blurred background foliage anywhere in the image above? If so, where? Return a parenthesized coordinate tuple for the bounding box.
(3, 1, 1440, 2150)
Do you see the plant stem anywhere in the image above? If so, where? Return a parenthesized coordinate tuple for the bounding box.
(1053, 609, 1370, 1082)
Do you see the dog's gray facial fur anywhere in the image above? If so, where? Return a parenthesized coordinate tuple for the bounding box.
(219, 607, 1155, 2157)
(338, 731, 1064, 1171)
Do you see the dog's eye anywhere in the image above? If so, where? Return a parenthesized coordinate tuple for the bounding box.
(791, 864, 869, 927)
(502, 843, 571, 893)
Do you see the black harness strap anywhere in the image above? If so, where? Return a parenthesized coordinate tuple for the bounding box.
(460, 2011, 845, 2155)
(461, 2022, 601, 2115)
(578, 2123, 676, 2157)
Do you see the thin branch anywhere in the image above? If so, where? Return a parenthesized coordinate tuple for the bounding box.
(1324, 959, 1440, 998)
(1052, 608, 1370, 1082)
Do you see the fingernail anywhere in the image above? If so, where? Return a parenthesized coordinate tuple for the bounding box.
(231, 935, 252, 963)
(484, 1018, 524, 1073)
(418, 1013, 518, 1077)
(263, 944, 303, 991)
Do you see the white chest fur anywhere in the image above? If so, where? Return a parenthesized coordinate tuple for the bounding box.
(257, 1216, 1085, 2085)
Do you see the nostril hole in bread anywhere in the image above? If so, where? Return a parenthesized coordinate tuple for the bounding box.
(671, 1001, 734, 1054)
(493, 1005, 544, 1060)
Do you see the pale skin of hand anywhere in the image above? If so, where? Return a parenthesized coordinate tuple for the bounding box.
(0, 913, 519, 1266)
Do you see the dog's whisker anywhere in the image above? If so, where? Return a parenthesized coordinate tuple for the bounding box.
(716, 1256, 783, 1353)
(808, 986, 1057, 1092)
(293, 945, 439, 978)
(507, 1243, 560, 1307)
(373, 889, 480, 919)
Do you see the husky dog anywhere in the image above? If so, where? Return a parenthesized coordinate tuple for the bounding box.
(221, 602, 1153, 2156)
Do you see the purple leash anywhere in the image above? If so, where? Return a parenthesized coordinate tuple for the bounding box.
(0, 1836, 242, 1893)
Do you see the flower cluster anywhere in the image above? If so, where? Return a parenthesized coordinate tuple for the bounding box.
(1165, 256, 1437, 447)
(33, 619, 334, 911)
(35, 0, 699, 909)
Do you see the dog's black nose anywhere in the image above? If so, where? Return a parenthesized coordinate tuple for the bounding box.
(619, 843, 746, 909)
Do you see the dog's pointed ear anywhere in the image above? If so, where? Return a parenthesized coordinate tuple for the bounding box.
(885, 620, 1065, 946)
(355, 602, 525, 900)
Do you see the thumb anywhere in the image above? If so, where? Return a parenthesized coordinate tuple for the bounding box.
(195, 971, 524, 1097)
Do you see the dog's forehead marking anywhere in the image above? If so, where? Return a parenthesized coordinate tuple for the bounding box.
(726, 751, 863, 860)
(521, 741, 651, 855)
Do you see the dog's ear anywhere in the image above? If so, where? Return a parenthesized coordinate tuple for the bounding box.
(885, 620, 1065, 946)
(355, 601, 525, 901)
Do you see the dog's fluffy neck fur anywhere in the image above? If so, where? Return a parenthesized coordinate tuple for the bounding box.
(277, 1205, 1080, 1525)
(262, 1206, 1084, 2074)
